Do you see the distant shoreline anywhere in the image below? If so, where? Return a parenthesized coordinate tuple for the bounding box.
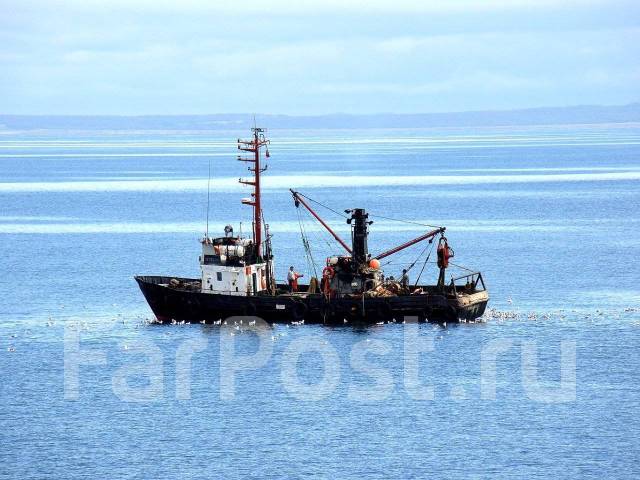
(1, 103, 638, 130)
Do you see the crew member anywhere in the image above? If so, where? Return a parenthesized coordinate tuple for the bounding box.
(400, 269, 409, 290)
(288, 266, 304, 293)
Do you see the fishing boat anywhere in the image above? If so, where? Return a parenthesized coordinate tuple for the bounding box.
(135, 127, 488, 324)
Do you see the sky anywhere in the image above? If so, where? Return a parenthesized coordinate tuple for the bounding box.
(1, 0, 639, 115)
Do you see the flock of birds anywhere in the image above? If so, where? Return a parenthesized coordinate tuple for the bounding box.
(3, 301, 640, 352)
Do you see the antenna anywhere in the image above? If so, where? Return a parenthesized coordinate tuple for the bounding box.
(205, 156, 211, 237)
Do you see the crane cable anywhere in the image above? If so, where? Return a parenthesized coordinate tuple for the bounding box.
(447, 261, 476, 273)
(405, 239, 432, 274)
(299, 206, 335, 260)
(413, 239, 437, 287)
(296, 206, 319, 279)
(296, 192, 349, 219)
(298, 192, 442, 229)
(368, 213, 442, 229)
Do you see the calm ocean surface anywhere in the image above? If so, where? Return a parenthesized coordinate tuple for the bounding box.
(1, 123, 640, 478)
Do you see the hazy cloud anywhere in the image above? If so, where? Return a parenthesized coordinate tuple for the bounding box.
(0, 0, 638, 114)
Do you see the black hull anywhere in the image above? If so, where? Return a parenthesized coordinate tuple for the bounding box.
(135, 275, 488, 325)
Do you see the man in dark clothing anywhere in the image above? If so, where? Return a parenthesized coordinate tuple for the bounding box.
(400, 269, 409, 290)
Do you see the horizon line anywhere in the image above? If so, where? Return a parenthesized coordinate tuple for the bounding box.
(2, 101, 639, 118)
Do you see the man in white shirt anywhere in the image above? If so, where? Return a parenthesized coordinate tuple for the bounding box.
(287, 266, 303, 293)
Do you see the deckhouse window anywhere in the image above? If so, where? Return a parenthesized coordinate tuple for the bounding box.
(216, 272, 223, 282)
(203, 255, 217, 265)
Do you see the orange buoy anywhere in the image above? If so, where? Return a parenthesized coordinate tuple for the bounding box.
(369, 258, 381, 269)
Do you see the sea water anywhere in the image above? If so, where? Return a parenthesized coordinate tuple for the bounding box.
(1, 123, 639, 478)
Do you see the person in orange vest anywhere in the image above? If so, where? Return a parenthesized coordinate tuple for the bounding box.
(288, 266, 303, 293)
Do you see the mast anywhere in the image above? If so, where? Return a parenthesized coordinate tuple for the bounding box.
(238, 127, 269, 258)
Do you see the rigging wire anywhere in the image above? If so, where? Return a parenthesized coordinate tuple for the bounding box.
(293, 191, 350, 263)
(296, 208, 309, 265)
(297, 198, 347, 254)
(447, 261, 477, 273)
(297, 192, 349, 219)
(296, 191, 442, 229)
(413, 240, 436, 287)
(205, 157, 212, 237)
(405, 240, 432, 274)
(296, 206, 319, 279)
(302, 207, 339, 267)
(296, 207, 312, 275)
(379, 237, 432, 279)
(368, 213, 442, 229)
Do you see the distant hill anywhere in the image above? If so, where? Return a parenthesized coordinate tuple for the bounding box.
(1, 103, 639, 130)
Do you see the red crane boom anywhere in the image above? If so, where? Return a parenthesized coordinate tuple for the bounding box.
(290, 190, 445, 263)
(373, 227, 445, 260)
(290, 190, 352, 254)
